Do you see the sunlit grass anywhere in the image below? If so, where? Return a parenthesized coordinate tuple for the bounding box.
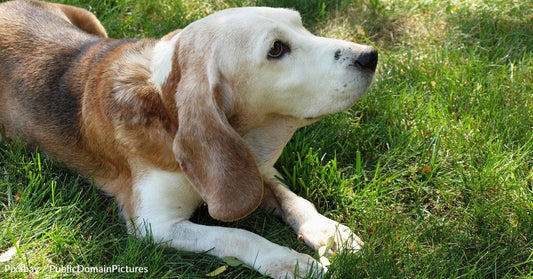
(1, 0, 532, 278)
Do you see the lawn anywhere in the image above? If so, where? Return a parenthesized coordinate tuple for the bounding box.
(1, 0, 532, 278)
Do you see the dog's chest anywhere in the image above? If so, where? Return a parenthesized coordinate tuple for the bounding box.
(133, 168, 203, 224)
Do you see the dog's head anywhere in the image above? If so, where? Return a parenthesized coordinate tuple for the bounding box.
(149, 7, 377, 221)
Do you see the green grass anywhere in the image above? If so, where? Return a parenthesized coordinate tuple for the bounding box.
(1, 0, 532, 278)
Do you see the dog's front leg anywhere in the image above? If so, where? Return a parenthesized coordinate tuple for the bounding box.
(157, 221, 323, 278)
(263, 169, 364, 257)
(131, 168, 323, 279)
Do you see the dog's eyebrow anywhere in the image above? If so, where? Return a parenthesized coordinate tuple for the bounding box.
(264, 27, 288, 43)
(268, 27, 283, 37)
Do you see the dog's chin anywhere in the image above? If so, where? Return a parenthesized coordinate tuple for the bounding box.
(303, 90, 369, 121)
(302, 103, 355, 122)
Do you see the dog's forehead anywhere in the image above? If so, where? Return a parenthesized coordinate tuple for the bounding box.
(209, 7, 303, 28)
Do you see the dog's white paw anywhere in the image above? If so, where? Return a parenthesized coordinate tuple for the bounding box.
(257, 246, 326, 279)
(298, 215, 363, 257)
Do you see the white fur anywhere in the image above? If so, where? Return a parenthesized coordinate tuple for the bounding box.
(268, 178, 364, 254)
(132, 167, 323, 279)
(198, 7, 376, 120)
(149, 32, 180, 91)
(132, 167, 202, 237)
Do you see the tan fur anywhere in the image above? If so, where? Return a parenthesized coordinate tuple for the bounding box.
(0, 1, 157, 218)
(0, 0, 264, 221)
(55, 3, 108, 37)
(156, 28, 264, 221)
(170, 53, 264, 221)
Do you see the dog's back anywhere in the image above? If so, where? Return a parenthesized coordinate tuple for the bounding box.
(0, 0, 105, 163)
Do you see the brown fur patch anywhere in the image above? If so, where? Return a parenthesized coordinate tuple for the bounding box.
(0, 1, 266, 222)
(79, 39, 181, 217)
(108, 40, 179, 172)
(52, 2, 108, 37)
(170, 36, 264, 220)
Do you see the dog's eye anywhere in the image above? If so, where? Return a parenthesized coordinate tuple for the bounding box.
(268, 40, 290, 59)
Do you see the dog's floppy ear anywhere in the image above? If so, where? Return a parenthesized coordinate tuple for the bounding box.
(158, 38, 263, 221)
(173, 75, 263, 221)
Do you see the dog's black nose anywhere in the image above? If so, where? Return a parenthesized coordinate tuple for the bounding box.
(354, 48, 378, 71)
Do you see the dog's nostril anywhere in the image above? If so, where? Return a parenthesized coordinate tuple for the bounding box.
(334, 49, 342, 60)
(354, 48, 378, 71)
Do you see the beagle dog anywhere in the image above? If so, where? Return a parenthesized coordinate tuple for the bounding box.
(0, 0, 378, 278)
